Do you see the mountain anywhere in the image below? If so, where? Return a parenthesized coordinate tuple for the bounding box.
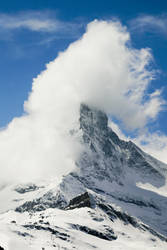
(0, 104, 167, 250)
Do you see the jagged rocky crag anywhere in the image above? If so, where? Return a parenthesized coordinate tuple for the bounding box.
(0, 104, 167, 249)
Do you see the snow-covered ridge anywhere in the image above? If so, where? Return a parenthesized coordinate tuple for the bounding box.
(0, 104, 167, 249)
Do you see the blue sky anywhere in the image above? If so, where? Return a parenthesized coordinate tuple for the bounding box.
(0, 0, 167, 163)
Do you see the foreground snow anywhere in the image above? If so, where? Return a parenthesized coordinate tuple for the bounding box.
(0, 193, 167, 250)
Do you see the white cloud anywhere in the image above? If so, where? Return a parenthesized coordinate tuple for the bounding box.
(0, 20, 165, 183)
(130, 14, 167, 36)
(0, 11, 83, 36)
(133, 132, 167, 164)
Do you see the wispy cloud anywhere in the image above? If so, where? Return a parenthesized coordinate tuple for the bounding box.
(133, 131, 167, 164)
(0, 11, 84, 38)
(130, 14, 167, 36)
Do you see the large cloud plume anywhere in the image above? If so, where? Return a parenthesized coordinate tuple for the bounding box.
(0, 20, 164, 183)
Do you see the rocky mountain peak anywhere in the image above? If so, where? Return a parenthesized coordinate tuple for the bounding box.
(77, 103, 166, 187)
(80, 103, 108, 133)
(79, 103, 119, 155)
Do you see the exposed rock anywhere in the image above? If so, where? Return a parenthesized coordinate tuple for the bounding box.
(15, 191, 67, 213)
(98, 202, 167, 242)
(78, 104, 165, 186)
(13, 230, 33, 238)
(23, 224, 70, 241)
(65, 192, 92, 210)
(14, 183, 40, 194)
(70, 224, 117, 241)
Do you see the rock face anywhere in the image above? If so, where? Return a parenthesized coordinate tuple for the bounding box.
(14, 183, 40, 194)
(15, 190, 67, 213)
(1, 104, 167, 250)
(78, 104, 165, 187)
(66, 192, 92, 210)
(70, 223, 117, 241)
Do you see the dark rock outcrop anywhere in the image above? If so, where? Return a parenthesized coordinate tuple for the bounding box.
(98, 202, 167, 242)
(15, 191, 67, 213)
(23, 224, 70, 241)
(14, 183, 40, 194)
(70, 224, 117, 241)
(65, 192, 92, 210)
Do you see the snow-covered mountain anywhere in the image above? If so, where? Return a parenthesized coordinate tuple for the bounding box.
(0, 104, 167, 250)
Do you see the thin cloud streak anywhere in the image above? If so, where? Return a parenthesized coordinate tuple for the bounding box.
(130, 14, 167, 36)
(0, 11, 84, 37)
